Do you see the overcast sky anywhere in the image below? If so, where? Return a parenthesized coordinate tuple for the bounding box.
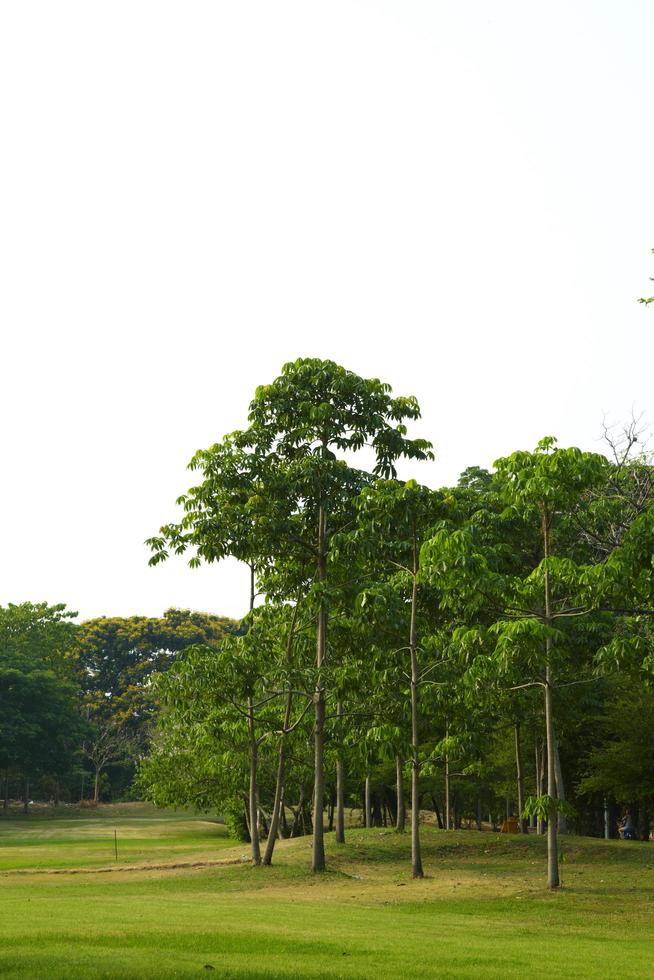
(2, 1, 653, 623)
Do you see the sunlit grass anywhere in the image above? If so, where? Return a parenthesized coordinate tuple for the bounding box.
(1, 805, 653, 977)
(0, 803, 232, 871)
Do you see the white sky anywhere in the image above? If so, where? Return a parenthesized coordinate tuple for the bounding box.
(2, 1, 653, 622)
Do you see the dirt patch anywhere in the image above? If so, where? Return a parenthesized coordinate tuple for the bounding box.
(1, 857, 250, 877)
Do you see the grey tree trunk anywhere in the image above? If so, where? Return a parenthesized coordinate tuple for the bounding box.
(246, 566, 261, 866)
(264, 604, 299, 864)
(262, 739, 286, 865)
(409, 549, 424, 878)
(430, 793, 443, 828)
(514, 722, 526, 832)
(248, 700, 261, 866)
(395, 754, 406, 832)
(552, 729, 567, 833)
(543, 507, 560, 889)
(243, 796, 251, 839)
(535, 737, 545, 835)
(290, 788, 304, 837)
(93, 767, 101, 804)
(364, 775, 372, 829)
(445, 740, 451, 831)
(335, 700, 346, 844)
(312, 507, 327, 872)
(544, 667, 559, 887)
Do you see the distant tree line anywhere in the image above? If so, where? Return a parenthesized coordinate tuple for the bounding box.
(136, 358, 654, 889)
(0, 605, 234, 811)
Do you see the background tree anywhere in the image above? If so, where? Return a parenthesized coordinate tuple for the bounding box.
(76, 609, 233, 800)
(0, 603, 84, 810)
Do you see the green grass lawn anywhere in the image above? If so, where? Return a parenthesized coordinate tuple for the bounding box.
(0, 803, 233, 871)
(1, 804, 653, 978)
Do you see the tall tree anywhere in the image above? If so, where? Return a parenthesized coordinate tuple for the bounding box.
(343, 479, 446, 876)
(237, 359, 433, 871)
(424, 439, 609, 888)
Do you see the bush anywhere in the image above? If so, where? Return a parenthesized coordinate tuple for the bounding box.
(223, 802, 250, 842)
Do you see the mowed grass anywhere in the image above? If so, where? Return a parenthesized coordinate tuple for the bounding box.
(0, 803, 233, 871)
(1, 805, 653, 978)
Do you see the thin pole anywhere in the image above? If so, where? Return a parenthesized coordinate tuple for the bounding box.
(114, 829, 118, 861)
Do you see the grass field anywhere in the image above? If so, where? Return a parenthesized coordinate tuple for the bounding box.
(1, 804, 653, 978)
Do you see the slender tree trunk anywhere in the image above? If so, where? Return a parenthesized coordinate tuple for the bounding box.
(248, 700, 261, 866)
(335, 700, 346, 843)
(544, 668, 559, 886)
(430, 793, 443, 829)
(302, 796, 313, 835)
(263, 602, 299, 864)
(290, 788, 304, 837)
(280, 797, 289, 838)
(93, 767, 101, 804)
(335, 758, 345, 842)
(552, 729, 567, 834)
(243, 796, 251, 839)
(409, 546, 424, 878)
(536, 737, 546, 835)
(245, 565, 261, 865)
(23, 779, 29, 815)
(312, 507, 327, 872)
(476, 798, 482, 831)
(386, 787, 397, 824)
(263, 739, 286, 865)
(514, 721, 526, 832)
(263, 685, 294, 864)
(2, 772, 8, 809)
(276, 793, 286, 838)
(364, 775, 372, 829)
(542, 507, 560, 889)
(395, 754, 406, 832)
(445, 724, 451, 831)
